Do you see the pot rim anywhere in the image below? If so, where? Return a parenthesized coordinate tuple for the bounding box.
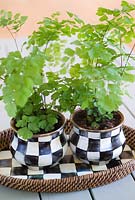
(10, 111, 66, 138)
(71, 109, 124, 133)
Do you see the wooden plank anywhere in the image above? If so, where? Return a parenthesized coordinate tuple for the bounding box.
(119, 105, 135, 128)
(0, 102, 10, 130)
(41, 190, 92, 200)
(0, 185, 39, 200)
(122, 83, 135, 117)
(0, 38, 26, 54)
(92, 174, 135, 200)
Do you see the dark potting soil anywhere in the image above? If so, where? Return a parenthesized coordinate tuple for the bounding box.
(73, 110, 122, 130)
(52, 115, 63, 131)
(39, 115, 64, 134)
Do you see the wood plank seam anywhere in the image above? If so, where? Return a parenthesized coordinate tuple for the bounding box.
(38, 192, 42, 200)
(131, 172, 135, 181)
(89, 189, 96, 200)
(123, 103, 135, 119)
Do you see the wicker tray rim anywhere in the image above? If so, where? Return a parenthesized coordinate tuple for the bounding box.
(0, 124, 135, 192)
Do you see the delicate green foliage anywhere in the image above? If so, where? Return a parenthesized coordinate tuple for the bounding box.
(58, 0, 135, 128)
(27, 12, 81, 48)
(26, 12, 82, 73)
(16, 101, 58, 139)
(67, 11, 84, 25)
(0, 95, 3, 101)
(0, 10, 83, 139)
(0, 10, 27, 32)
(69, 64, 81, 78)
(65, 48, 75, 56)
(0, 11, 78, 139)
(18, 127, 33, 140)
(5, 102, 17, 117)
(1, 50, 44, 117)
(121, 0, 135, 12)
(1, 2, 135, 136)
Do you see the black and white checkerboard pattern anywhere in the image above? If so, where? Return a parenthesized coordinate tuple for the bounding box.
(10, 130, 68, 170)
(0, 144, 134, 180)
(70, 126, 125, 164)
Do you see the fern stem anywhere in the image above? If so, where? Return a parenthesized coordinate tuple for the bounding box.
(121, 42, 135, 76)
(6, 26, 19, 51)
(0, 77, 4, 81)
(125, 43, 135, 67)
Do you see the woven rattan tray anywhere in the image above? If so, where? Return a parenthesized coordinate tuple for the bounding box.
(0, 123, 135, 193)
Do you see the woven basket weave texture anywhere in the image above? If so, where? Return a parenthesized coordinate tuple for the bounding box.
(0, 122, 135, 192)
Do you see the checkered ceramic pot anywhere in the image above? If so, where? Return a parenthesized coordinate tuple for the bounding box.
(70, 110, 126, 165)
(10, 113, 68, 170)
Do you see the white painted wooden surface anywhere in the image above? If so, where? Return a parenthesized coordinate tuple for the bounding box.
(0, 102, 10, 130)
(0, 38, 135, 200)
(41, 190, 92, 200)
(92, 175, 135, 200)
(0, 185, 39, 200)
